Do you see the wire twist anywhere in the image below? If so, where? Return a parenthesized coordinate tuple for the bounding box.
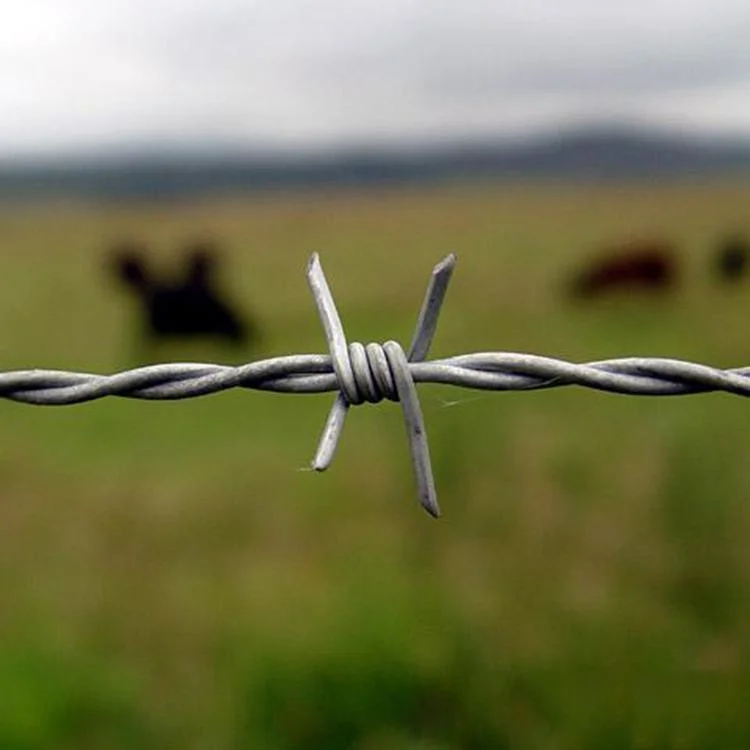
(306, 252, 454, 516)
(1, 253, 749, 517)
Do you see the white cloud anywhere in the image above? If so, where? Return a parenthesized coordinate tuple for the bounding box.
(1, 0, 750, 156)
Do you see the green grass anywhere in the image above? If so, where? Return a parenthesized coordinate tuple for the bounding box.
(1, 179, 750, 746)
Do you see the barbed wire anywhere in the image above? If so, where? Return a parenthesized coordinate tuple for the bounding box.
(2, 252, 749, 517)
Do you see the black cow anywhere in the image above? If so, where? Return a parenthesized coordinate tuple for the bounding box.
(714, 235, 748, 283)
(109, 239, 255, 348)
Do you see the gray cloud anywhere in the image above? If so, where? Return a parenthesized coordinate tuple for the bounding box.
(2, 0, 750, 156)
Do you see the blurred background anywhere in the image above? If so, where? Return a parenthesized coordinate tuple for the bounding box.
(3, 1, 750, 747)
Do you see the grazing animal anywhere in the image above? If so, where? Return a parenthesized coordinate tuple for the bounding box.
(109, 239, 254, 348)
(714, 235, 748, 283)
(569, 241, 677, 299)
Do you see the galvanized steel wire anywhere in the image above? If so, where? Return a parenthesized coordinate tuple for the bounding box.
(2, 253, 748, 517)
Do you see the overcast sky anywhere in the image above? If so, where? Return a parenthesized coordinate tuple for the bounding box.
(3, 0, 750, 157)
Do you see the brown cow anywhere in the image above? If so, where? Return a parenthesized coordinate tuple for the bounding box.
(569, 240, 677, 299)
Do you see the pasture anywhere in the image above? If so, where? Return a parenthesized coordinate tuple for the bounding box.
(1, 179, 750, 748)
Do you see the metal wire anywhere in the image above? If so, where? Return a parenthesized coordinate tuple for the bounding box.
(2, 253, 749, 517)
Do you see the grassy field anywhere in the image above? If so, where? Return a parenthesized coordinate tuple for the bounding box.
(1, 179, 750, 748)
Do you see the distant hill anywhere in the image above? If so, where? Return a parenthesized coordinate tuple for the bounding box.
(2, 126, 750, 202)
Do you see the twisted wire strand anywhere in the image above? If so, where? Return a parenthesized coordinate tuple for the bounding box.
(2, 253, 748, 517)
(3, 354, 750, 405)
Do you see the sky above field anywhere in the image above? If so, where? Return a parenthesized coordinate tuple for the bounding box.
(3, 0, 750, 157)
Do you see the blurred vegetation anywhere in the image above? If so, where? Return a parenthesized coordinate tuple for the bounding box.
(0, 179, 750, 747)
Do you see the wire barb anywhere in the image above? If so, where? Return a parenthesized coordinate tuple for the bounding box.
(2, 253, 750, 516)
(307, 252, 455, 517)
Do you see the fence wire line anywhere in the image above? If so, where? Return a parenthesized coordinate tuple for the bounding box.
(2, 253, 748, 516)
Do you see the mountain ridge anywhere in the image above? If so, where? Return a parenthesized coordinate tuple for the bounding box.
(2, 125, 750, 201)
